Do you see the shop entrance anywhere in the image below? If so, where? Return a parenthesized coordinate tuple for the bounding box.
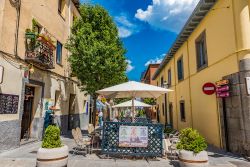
(21, 86, 35, 139)
(68, 94, 76, 130)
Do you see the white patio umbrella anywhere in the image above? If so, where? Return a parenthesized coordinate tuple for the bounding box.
(96, 81, 173, 121)
(112, 99, 151, 108)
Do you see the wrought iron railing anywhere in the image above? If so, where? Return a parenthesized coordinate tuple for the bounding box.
(25, 32, 55, 69)
(101, 121, 163, 157)
(120, 117, 152, 123)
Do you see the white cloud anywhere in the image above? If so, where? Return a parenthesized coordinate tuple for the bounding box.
(115, 15, 138, 38)
(118, 27, 133, 38)
(135, 0, 199, 33)
(126, 59, 135, 73)
(145, 54, 165, 66)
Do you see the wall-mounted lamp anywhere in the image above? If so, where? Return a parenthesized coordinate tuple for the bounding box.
(29, 63, 34, 74)
(163, 81, 170, 89)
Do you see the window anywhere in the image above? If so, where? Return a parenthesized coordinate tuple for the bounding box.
(168, 69, 171, 87)
(177, 57, 184, 81)
(33, 23, 42, 34)
(56, 41, 63, 65)
(73, 13, 77, 22)
(58, 0, 66, 18)
(180, 100, 185, 121)
(196, 31, 208, 70)
(162, 103, 165, 116)
(161, 76, 164, 87)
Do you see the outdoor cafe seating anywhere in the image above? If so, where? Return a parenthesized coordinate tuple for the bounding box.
(74, 81, 172, 159)
(71, 125, 102, 155)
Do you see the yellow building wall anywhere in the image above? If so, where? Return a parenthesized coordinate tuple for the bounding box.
(156, 0, 242, 148)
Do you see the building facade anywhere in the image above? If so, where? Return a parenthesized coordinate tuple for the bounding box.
(141, 64, 160, 86)
(140, 64, 160, 122)
(153, 0, 250, 155)
(0, 0, 90, 151)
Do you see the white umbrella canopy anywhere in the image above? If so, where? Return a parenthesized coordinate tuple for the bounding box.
(112, 100, 152, 108)
(96, 81, 173, 121)
(96, 81, 173, 99)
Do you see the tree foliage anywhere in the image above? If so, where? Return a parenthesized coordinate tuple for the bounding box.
(66, 4, 128, 97)
(113, 98, 131, 104)
(143, 98, 156, 105)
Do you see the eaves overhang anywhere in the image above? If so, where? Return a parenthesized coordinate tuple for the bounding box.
(152, 0, 217, 80)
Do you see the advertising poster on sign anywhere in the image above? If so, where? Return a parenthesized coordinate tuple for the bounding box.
(119, 126, 148, 147)
(42, 98, 54, 117)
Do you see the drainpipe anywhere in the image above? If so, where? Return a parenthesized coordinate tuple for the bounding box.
(9, 0, 21, 58)
(186, 40, 193, 128)
(66, 0, 72, 78)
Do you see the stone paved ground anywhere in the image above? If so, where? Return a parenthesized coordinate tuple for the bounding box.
(0, 137, 249, 167)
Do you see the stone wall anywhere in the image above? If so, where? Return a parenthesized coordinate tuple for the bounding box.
(220, 59, 250, 156)
(0, 120, 21, 151)
(56, 113, 89, 135)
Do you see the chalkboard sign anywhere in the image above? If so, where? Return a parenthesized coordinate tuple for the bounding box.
(0, 93, 19, 114)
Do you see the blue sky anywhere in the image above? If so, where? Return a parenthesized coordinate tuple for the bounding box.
(80, 0, 199, 81)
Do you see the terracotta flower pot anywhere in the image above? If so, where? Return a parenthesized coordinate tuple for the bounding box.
(36, 145, 68, 167)
(178, 150, 208, 167)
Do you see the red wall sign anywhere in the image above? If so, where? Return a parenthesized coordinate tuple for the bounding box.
(216, 85, 229, 92)
(215, 79, 230, 98)
(217, 92, 230, 98)
(202, 82, 216, 95)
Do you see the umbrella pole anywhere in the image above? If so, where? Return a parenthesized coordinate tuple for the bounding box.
(132, 97, 135, 122)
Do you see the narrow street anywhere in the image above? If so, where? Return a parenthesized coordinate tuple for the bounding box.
(0, 137, 249, 167)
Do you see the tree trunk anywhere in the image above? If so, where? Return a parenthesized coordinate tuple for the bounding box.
(92, 95, 97, 127)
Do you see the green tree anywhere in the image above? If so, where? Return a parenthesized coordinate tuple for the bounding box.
(113, 98, 130, 104)
(66, 4, 127, 126)
(143, 98, 156, 105)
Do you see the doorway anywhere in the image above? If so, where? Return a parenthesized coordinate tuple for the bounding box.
(21, 86, 35, 139)
(156, 105, 160, 123)
(68, 94, 76, 130)
(222, 98, 230, 151)
(169, 103, 173, 127)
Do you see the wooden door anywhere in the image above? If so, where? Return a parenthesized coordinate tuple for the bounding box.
(21, 86, 35, 139)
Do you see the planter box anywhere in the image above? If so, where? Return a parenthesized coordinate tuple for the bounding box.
(178, 150, 208, 167)
(36, 145, 68, 167)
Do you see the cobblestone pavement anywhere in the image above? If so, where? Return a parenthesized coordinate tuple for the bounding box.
(0, 137, 249, 167)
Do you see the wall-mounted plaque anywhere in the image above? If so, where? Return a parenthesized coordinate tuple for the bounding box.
(0, 93, 19, 114)
(0, 65, 3, 84)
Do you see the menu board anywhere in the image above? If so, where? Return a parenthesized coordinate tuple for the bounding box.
(119, 126, 148, 147)
(0, 93, 19, 114)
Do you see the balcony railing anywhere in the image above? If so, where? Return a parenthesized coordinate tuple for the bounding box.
(25, 31, 55, 69)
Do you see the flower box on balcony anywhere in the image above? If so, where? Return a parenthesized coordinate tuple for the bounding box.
(37, 35, 56, 50)
(25, 31, 55, 69)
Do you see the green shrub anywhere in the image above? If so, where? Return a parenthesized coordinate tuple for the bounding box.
(176, 128, 207, 154)
(42, 125, 62, 148)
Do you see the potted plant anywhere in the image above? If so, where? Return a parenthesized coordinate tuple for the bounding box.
(177, 128, 208, 167)
(37, 125, 68, 167)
